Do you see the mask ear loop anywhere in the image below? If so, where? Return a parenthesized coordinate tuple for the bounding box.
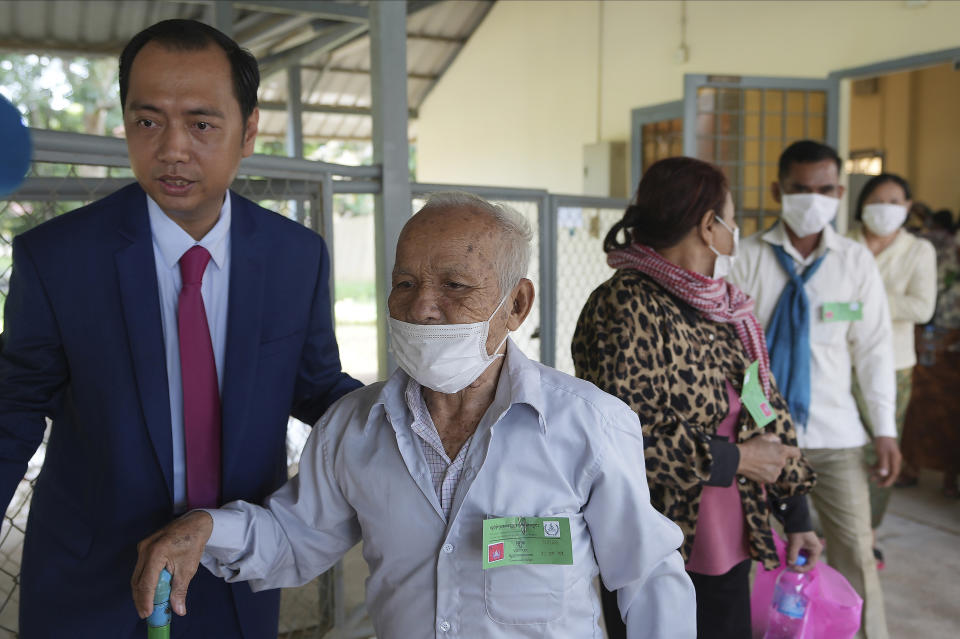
(482, 293, 513, 361)
(708, 216, 736, 257)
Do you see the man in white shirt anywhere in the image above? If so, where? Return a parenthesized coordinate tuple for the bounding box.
(131, 192, 696, 638)
(729, 140, 898, 639)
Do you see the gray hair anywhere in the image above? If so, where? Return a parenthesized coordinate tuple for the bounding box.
(418, 191, 533, 296)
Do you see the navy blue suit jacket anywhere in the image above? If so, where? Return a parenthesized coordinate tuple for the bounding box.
(0, 183, 362, 637)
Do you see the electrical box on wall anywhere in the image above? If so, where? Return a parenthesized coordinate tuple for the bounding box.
(583, 141, 629, 199)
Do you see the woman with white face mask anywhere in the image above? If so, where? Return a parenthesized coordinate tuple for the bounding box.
(847, 173, 937, 565)
(573, 157, 819, 639)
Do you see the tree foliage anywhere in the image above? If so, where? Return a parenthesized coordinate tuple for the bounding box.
(0, 53, 121, 135)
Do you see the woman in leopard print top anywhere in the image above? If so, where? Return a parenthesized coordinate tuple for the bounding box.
(572, 157, 819, 639)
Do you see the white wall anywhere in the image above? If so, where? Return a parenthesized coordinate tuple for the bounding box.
(416, 0, 599, 192)
(417, 0, 960, 194)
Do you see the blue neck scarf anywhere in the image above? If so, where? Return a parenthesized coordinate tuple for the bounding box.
(765, 244, 827, 429)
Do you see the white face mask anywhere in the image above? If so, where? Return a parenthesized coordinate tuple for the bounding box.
(388, 295, 511, 394)
(709, 215, 739, 280)
(780, 192, 839, 237)
(862, 203, 907, 237)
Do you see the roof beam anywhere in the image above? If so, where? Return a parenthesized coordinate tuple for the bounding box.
(407, 33, 468, 45)
(211, 1, 236, 37)
(258, 22, 368, 77)
(239, 14, 315, 50)
(259, 101, 419, 119)
(233, 1, 369, 23)
(407, 1, 444, 14)
(251, 0, 438, 78)
(300, 65, 436, 82)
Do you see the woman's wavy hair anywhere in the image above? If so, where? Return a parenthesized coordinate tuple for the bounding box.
(604, 157, 729, 253)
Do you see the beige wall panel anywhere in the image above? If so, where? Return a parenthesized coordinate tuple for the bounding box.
(912, 64, 960, 211)
(419, 0, 960, 194)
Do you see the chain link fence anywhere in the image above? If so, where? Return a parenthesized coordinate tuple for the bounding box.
(552, 200, 628, 375)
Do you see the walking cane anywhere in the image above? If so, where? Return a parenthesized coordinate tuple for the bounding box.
(147, 569, 172, 639)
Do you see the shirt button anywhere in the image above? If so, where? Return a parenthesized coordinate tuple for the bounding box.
(438, 620, 451, 632)
(442, 543, 454, 553)
(779, 503, 788, 511)
(738, 477, 747, 485)
(709, 333, 715, 341)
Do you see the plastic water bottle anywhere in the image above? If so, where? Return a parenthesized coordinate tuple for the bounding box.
(763, 555, 810, 639)
(919, 324, 937, 367)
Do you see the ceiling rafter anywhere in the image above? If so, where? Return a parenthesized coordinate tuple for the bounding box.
(0, 0, 495, 143)
(259, 100, 419, 120)
(233, 1, 369, 23)
(258, 22, 369, 78)
(299, 65, 437, 82)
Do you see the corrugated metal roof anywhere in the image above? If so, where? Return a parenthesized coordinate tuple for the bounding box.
(0, 0, 495, 141)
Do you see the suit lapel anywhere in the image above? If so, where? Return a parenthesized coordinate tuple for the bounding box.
(113, 185, 174, 504)
(220, 194, 265, 497)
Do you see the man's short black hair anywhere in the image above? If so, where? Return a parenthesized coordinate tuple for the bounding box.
(119, 19, 259, 123)
(778, 140, 842, 181)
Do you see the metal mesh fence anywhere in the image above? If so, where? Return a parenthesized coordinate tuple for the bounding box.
(0, 158, 370, 638)
(553, 205, 626, 375)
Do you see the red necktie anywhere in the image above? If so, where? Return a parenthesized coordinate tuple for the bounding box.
(178, 245, 221, 509)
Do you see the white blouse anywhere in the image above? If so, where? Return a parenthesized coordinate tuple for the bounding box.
(849, 227, 937, 370)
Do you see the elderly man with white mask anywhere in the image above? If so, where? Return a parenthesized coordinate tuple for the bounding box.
(131, 192, 696, 638)
(729, 141, 898, 639)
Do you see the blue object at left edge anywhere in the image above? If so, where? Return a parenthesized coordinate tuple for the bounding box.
(147, 569, 172, 628)
(0, 94, 32, 197)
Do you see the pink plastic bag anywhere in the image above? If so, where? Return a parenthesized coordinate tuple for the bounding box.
(751, 533, 863, 638)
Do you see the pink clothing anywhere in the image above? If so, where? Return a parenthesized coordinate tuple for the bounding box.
(685, 380, 751, 575)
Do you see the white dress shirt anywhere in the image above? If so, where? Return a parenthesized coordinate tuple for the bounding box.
(147, 194, 231, 513)
(848, 227, 937, 370)
(201, 340, 695, 639)
(729, 223, 896, 448)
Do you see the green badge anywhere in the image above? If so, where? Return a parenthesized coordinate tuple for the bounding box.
(741, 360, 776, 429)
(482, 516, 573, 569)
(821, 301, 863, 322)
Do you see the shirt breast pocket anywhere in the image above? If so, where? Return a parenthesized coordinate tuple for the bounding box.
(483, 512, 579, 625)
(810, 308, 848, 346)
(484, 562, 565, 625)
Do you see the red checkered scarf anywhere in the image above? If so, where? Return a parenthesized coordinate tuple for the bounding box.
(607, 243, 771, 395)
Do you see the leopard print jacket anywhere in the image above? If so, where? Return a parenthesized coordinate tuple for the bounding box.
(572, 269, 816, 570)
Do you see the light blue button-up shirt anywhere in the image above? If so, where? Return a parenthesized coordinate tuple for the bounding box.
(203, 339, 695, 638)
(147, 194, 231, 513)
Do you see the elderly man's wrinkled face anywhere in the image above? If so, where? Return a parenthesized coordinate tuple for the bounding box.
(389, 207, 511, 354)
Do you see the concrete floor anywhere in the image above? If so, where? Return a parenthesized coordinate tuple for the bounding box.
(315, 467, 960, 639)
(875, 468, 960, 638)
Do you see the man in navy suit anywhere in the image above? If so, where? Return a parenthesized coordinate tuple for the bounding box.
(0, 19, 362, 637)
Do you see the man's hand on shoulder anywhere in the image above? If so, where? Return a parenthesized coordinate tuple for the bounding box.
(131, 510, 214, 619)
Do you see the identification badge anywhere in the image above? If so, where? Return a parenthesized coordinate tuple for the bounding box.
(741, 360, 776, 429)
(822, 301, 862, 322)
(482, 516, 573, 569)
